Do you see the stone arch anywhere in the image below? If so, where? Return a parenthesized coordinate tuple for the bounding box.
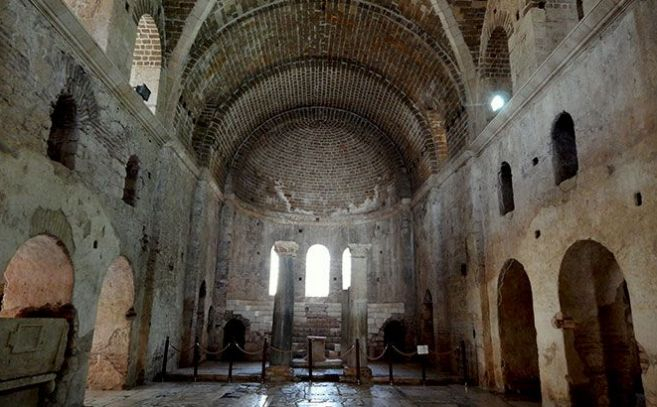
(551, 112, 579, 185)
(122, 155, 140, 206)
(87, 256, 135, 390)
(498, 259, 540, 399)
(558, 240, 644, 405)
(420, 289, 436, 355)
(0, 235, 74, 317)
(498, 162, 515, 215)
(130, 14, 163, 113)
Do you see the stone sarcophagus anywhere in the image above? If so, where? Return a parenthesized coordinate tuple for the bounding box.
(0, 318, 69, 393)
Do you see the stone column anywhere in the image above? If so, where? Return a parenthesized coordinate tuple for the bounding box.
(268, 241, 298, 380)
(344, 244, 372, 380)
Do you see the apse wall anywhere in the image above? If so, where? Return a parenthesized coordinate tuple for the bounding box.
(211, 200, 417, 358)
(412, 0, 657, 403)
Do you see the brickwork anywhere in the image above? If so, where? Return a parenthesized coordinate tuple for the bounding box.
(132, 15, 162, 67)
(230, 107, 407, 216)
(175, 0, 469, 192)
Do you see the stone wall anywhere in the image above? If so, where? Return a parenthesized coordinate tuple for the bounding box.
(211, 200, 416, 358)
(0, 0, 217, 403)
(413, 0, 657, 403)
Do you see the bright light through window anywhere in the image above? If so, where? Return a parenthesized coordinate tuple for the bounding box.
(306, 245, 330, 297)
(342, 248, 351, 290)
(490, 94, 506, 112)
(269, 246, 279, 296)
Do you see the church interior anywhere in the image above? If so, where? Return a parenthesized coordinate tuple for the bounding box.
(0, 0, 656, 405)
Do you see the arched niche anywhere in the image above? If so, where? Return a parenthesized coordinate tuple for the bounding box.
(498, 260, 541, 399)
(559, 240, 644, 405)
(129, 14, 162, 113)
(0, 235, 74, 317)
(87, 257, 135, 390)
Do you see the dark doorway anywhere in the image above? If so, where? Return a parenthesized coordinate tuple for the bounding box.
(498, 260, 541, 399)
(383, 320, 406, 362)
(223, 319, 246, 361)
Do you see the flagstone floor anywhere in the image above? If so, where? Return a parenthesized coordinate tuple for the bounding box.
(85, 382, 540, 406)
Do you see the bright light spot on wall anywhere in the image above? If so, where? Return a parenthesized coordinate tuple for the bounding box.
(342, 248, 351, 290)
(490, 94, 506, 112)
(306, 245, 330, 297)
(269, 246, 279, 296)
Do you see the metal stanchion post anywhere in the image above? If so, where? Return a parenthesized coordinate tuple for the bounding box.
(308, 338, 313, 382)
(388, 348, 393, 385)
(193, 336, 200, 381)
(228, 343, 234, 383)
(261, 339, 268, 383)
(355, 339, 361, 385)
(161, 336, 170, 382)
(421, 354, 426, 385)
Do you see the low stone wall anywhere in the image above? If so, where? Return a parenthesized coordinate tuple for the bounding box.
(222, 300, 405, 359)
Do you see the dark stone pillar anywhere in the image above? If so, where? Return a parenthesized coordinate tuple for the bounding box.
(268, 241, 298, 380)
(344, 244, 372, 381)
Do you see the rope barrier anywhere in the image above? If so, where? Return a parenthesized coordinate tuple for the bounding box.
(269, 345, 296, 354)
(341, 345, 356, 356)
(391, 345, 417, 358)
(367, 345, 389, 361)
(199, 343, 231, 355)
(234, 343, 264, 356)
(170, 343, 196, 353)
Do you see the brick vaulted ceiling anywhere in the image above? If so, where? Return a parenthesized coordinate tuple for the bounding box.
(165, 0, 485, 215)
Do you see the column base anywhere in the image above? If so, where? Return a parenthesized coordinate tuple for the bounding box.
(342, 367, 372, 384)
(266, 366, 295, 382)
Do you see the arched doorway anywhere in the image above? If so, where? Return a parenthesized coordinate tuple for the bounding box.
(559, 240, 644, 405)
(383, 320, 405, 362)
(222, 319, 246, 361)
(0, 235, 74, 317)
(498, 260, 541, 399)
(87, 257, 135, 390)
(420, 290, 435, 354)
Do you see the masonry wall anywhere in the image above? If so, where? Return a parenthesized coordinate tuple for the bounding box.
(211, 200, 416, 358)
(415, 0, 657, 404)
(0, 0, 209, 403)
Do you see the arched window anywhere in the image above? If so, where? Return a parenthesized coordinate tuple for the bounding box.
(122, 155, 140, 206)
(129, 15, 162, 113)
(498, 162, 515, 215)
(342, 248, 351, 290)
(481, 27, 513, 120)
(269, 246, 279, 296)
(47, 94, 78, 170)
(551, 112, 578, 185)
(305, 245, 330, 297)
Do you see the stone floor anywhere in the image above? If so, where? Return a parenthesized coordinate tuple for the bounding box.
(170, 361, 457, 384)
(85, 382, 540, 406)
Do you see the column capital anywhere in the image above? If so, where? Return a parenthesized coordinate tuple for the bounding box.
(274, 241, 299, 257)
(348, 243, 372, 258)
